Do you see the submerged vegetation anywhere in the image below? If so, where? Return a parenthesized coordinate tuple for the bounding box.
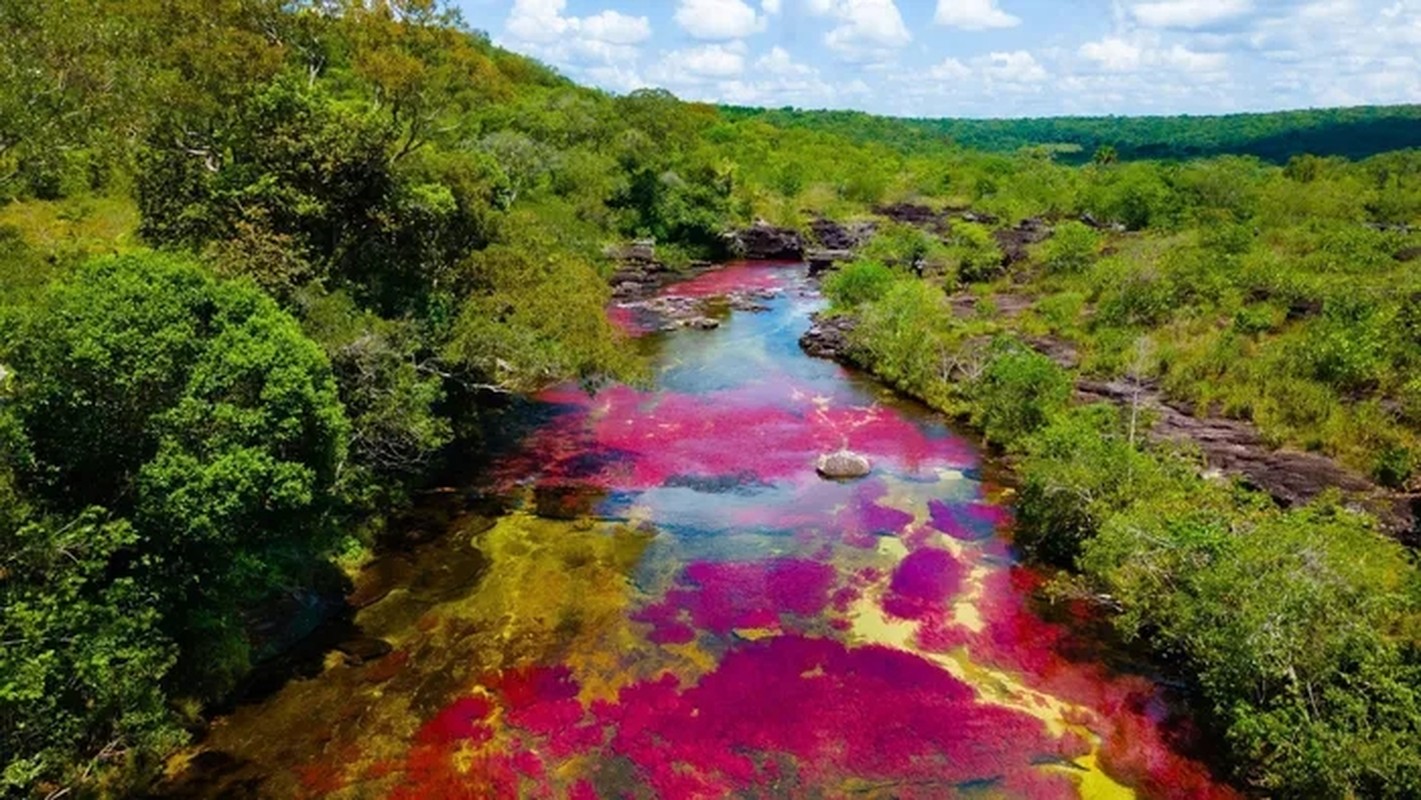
(0, 0, 1419, 797)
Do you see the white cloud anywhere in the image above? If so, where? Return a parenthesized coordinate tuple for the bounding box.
(673, 0, 768, 40)
(934, 0, 1021, 30)
(762, 0, 783, 13)
(578, 10, 653, 44)
(1080, 35, 1227, 74)
(806, 0, 912, 61)
(680, 42, 750, 78)
(976, 50, 1048, 83)
(1237, 0, 1421, 105)
(758, 46, 816, 76)
(1130, 0, 1254, 30)
(503, 0, 651, 64)
(647, 41, 750, 88)
(1161, 43, 1228, 71)
(583, 64, 648, 93)
(929, 57, 972, 80)
(1080, 37, 1143, 71)
(657, 45, 837, 107)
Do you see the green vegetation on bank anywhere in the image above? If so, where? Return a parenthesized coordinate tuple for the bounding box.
(826, 270, 1421, 797)
(2, 0, 1420, 797)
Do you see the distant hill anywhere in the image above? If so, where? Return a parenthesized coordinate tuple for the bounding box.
(718, 104, 1421, 164)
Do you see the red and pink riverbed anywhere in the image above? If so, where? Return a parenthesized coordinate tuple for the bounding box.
(170, 263, 1236, 800)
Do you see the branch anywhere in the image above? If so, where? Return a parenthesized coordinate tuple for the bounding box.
(414, 360, 515, 394)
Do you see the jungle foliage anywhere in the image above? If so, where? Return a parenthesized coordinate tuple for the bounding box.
(3, 0, 1421, 797)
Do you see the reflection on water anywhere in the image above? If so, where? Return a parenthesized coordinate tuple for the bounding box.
(162, 264, 1235, 799)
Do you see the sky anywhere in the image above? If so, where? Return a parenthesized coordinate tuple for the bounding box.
(454, 0, 1421, 118)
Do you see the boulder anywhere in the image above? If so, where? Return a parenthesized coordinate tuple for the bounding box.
(810, 218, 876, 250)
(724, 222, 805, 261)
(816, 449, 872, 480)
(960, 210, 1000, 226)
(336, 636, 393, 665)
(806, 249, 855, 275)
(799, 312, 858, 362)
(1079, 213, 1126, 233)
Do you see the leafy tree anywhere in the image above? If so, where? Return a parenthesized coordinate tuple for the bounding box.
(298, 288, 451, 484)
(952, 223, 1005, 283)
(1041, 221, 1100, 274)
(1081, 500, 1421, 797)
(138, 76, 492, 316)
(1, 509, 181, 796)
(442, 236, 640, 392)
(3, 253, 349, 696)
(969, 342, 1071, 449)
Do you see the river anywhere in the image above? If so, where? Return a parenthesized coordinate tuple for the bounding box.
(162, 262, 1235, 799)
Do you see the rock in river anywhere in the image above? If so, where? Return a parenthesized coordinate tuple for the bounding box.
(816, 450, 872, 480)
(336, 636, 394, 666)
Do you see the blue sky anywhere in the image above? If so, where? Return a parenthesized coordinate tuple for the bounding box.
(456, 1, 1421, 117)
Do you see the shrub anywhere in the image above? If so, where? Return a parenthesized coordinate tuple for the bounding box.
(823, 260, 899, 309)
(1041, 221, 1100, 274)
(1013, 405, 1194, 566)
(969, 341, 1071, 450)
(1080, 500, 1421, 797)
(953, 223, 1004, 283)
(850, 279, 960, 405)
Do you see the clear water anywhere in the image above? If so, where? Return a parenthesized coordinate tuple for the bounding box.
(165, 263, 1233, 799)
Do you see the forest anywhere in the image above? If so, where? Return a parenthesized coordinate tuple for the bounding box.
(722, 104, 1421, 164)
(2, 1, 1421, 798)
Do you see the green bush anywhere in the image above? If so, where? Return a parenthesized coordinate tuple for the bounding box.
(953, 223, 1004, 283)
(1041, 221, 1100, 274)
(850, 279, 960, 406)
(1081, 500, 1421, 797)
(860, 222, 947, 270)
(1013, 405, 1195, 566)
(1093, 257, 1178, 327)
(969, 341, 1071, 449)
(823, 260, 899, 309)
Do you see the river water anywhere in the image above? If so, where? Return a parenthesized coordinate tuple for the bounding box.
(163, 263, 1234, 799)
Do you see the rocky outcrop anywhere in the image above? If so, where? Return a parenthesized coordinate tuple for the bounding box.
(875, 203, 951, 233)
(810, 218, 877, 250)
(723, 222, 805, 261)
(623, 287, 781, 332)
(959, 210, 1000, 226)
(799, 297, 1416, 541)
(994, 218, 1052, 265)
(1076, 379, 1417, 540)
(607, 240, 713, 302)
(816, 449, 872, 480)
(806, 249, 856, 275)
(335, 636, 393, 666)
(1080, 213, 1127, 233)
(799, 312, 858, 361)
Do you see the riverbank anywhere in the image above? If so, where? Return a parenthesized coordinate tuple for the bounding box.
(800, 263, 1421, 796)
(801, 306, 1419, 541)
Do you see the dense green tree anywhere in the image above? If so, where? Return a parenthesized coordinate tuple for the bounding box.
(138, 76, 493, 316)
(1081, 500, 1421, 796)
(968, 342, 1071, 449)
(3, 254, 349, 696)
